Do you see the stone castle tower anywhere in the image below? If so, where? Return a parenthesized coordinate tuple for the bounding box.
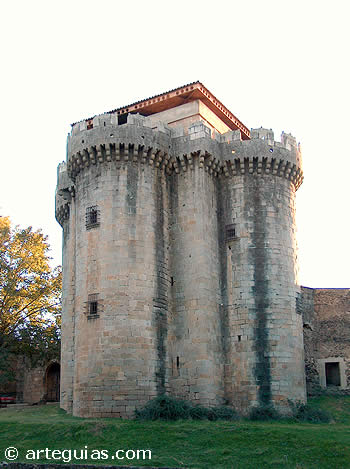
(56, 82, 306, 418)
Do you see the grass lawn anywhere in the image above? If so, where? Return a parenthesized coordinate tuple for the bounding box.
(0, 396, 349, 468)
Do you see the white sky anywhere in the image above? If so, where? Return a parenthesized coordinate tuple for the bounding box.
(1, 0, 349, 288)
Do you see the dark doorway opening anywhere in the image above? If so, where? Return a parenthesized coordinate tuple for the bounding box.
(325, 362, 340, 386)
(45, 362, 60, 401)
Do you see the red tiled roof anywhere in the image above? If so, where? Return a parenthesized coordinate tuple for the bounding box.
(73, 81, 250, 140)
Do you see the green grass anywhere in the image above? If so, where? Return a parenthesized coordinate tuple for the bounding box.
(0, 397, 350, 468)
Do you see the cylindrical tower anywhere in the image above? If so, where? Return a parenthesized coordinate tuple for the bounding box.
(56, 114, 173, 417)
(167, 145, 225, 407)
(220, 128, 305, 412)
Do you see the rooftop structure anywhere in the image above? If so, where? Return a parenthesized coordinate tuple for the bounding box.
(72, 81, 251, 140)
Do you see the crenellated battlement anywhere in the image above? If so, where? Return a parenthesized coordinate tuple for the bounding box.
(66, 121, 303, 190)
(70, 115, 301, 155)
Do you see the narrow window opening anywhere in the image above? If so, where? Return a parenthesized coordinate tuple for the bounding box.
(229, 227, 236, 238)
(176, 356, 180, 369)
(89, 301, 98, 315)
(226, 224, 236, 241)
(87, 119, 93, 130)
(171, 276, 174, 286)
(325, 362, 340, 386)
(87, 293, 100, 318)
(86, 206, 100, 230)
(90, 210, 97, 225)
(238, 335, 242, 342)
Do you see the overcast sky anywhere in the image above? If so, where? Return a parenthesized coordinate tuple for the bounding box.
(1, 0, 349, 288)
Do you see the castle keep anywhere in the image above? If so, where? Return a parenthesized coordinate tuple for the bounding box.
(56, 82, 306, 418)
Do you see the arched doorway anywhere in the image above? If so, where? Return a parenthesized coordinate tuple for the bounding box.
(45, 362, 60, 402)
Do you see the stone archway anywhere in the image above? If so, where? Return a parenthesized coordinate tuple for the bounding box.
(45, 362, 60, 402)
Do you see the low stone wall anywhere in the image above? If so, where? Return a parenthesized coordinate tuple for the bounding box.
(1, 357, 60, 404)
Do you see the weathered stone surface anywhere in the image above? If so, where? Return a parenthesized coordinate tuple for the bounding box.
(56, 95, 306, 417)
(301, 287, 350, 394)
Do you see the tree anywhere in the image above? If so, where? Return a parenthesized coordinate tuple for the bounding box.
(0, 217, 61, 380)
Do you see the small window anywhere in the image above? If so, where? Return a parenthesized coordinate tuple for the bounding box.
(87, 119, 93, 130)
(226, 224, 236, 241)
(87, 293, 100, 318)
(89, 300, 98, 315)
(86, 206, 100, 230)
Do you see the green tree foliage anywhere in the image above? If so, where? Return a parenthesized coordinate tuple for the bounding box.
(0, 217, 61, 380)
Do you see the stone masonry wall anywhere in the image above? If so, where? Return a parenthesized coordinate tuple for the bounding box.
(221, 174, 305, 412)
(70, 161, 169, 418)
(302, 287, 350, 393)
(56, 114, 305, 417)
(1, 358, 60, 404)
(167, 161, 224, 407)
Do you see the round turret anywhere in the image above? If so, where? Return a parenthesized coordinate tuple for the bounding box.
(218, 128, 305, 412)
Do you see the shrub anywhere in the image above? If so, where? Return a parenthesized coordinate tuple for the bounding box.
(134, 395, 191, 420)
(249, 404, 281, 421)
(135, 396, 239, 421)
(291, 401, 331, 423)
(189, 405, 211, 420)
(208, 406, 239, 421)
